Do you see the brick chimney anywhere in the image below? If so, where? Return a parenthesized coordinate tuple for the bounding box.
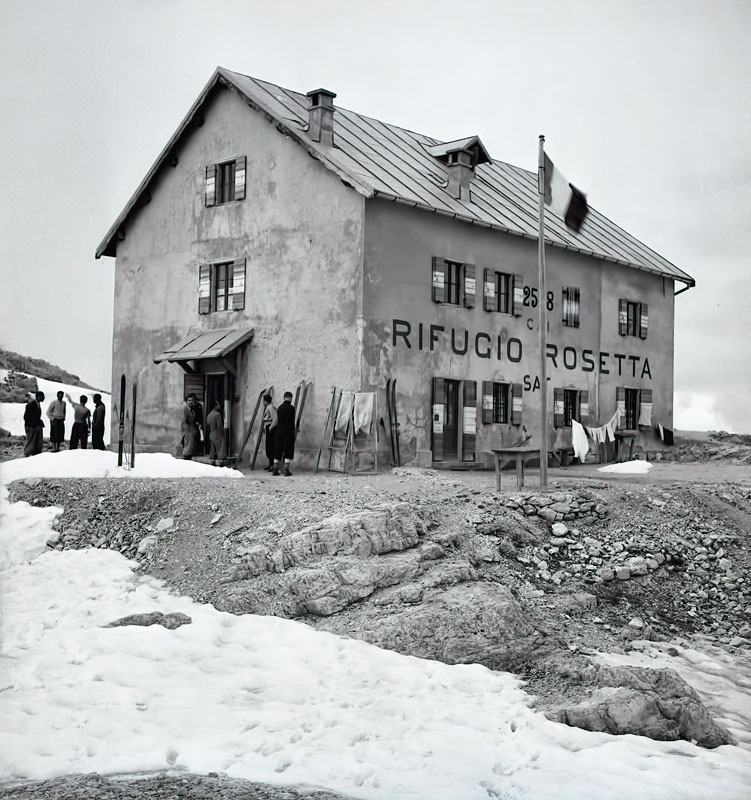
(306, 88, 337, 147)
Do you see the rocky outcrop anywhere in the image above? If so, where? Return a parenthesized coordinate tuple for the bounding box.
(547, 664, 734, 748)
(320, 583, 559, 671)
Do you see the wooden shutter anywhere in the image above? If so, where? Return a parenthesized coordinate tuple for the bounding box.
(513, 275, 524, 317)
(183, 372, 205, 400)
(573, 287, 580, 327)
(511, 383, 523, 425)
(618, 299, 628, 335)
(231, 258, 246, 310)
(616, 386, 626, 426)
(463, 264, 476, 308)
(639, 302, 648, 339)
(205, 165, 217, 207)
(198, 264, 211, 314)
(462, 380, 477, 462)
(432, 257, 447, 303)
(482, 381, 493, 424)
(578, 390, 589, 425)
(431, 378, 446, 461)
(483, 268, 495, 311)
(562, 287, 569, 325)
(234, 156, 247, 201)
(639, 388, 653, 427)
(553, 387, 565, 428)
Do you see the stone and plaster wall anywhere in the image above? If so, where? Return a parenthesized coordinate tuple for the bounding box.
(110, 86, 364, 461)
(361, 197, 676, 465)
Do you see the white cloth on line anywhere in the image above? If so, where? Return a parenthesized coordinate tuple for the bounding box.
(354, 392, 375, 433)
(335, 391, 354, 433)
(571, 418, 589, 462)
(658, 423, 665, 442)
(638, 403, 652, 427)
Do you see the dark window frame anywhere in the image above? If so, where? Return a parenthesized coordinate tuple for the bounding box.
(562, 286, 580, 328)
(624, 388, 640, 430)
(494, 271, 512, 314)
(213, 261, 234, 312)
(492, 382, 510, 423)
(445, 260, 463, 306)
(217, 160, 236, 204)
(563, 389, 578, 427)
(626, 301, 640, 337)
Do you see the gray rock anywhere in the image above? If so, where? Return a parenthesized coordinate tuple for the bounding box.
(628, 557, 649, 577)
(598, 566, 615, 582)
(104, 611, 192, 630)
(616, 566, 631, 580)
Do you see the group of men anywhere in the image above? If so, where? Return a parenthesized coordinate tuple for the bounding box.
(179, 390, 296, 475)
(23, 390, 106, 457)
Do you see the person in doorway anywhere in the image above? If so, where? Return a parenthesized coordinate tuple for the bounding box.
(261, 394, 277, 471)
(91, 393, 106, 450)
(181, 394, 199, 460)
(66, 394, 91, 450)
(46, 390, 66, 452)
(192, 394, 205, 453)
(272, 391, 295, 476)
(206, 400, 227, 467)
(23, 390, 45, 457)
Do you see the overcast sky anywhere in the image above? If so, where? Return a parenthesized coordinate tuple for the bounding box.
(1, 0, 748, 432)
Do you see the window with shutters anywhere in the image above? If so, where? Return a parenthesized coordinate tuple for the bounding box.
(431, 257, 476, 308)
(619, 299, 648, 339)
(205, 156, 247, 207)
(483, 270, 513, 313)
(562, 286, 580, 327)
(554, 387, 590, 428)
(198, 258, 246, 314)
(563, 389, 578, 427)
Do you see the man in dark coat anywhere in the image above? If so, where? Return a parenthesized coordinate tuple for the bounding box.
(181, 394, 199, 460)
(91, 393, 106, 450)
(206, 400, 227, 466)
(23, 391, 45, 457)
(272, 391, 296, 476)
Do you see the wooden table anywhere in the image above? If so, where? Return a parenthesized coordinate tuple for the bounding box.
(491, 446, 544, 490)
(614, 431, 637, 462)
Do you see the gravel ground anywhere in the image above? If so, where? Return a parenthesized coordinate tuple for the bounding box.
(0, 773, 353, 799)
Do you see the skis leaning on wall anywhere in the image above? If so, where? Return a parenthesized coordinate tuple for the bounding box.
(117, 374, 126, 467)
(391, 378, 401, 467)
(130, 379, 138, 469)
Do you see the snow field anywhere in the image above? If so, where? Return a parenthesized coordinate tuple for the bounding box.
(1, 458, 750, 798)
(0, 371, 112, 445)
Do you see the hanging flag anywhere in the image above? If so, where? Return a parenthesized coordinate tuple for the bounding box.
(543, 153, 589, 234)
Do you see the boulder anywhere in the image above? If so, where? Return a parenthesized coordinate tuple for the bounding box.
(548, 665, 734, 749)
(104, 611, 192, 630)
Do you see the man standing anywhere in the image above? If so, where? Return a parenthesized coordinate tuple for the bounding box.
(206, 400, 227, 467)
(66, 394, 91, 449)
(23, 391, 45, 457)
(261, 394, 277, 471)
(46, 390, 66, 452)
(181, 394, 199, 460)
(272, 391, 295, 476)
(91, 393, 106, 450)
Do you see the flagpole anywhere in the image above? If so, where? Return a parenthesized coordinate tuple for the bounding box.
(537, 135, 549, 488)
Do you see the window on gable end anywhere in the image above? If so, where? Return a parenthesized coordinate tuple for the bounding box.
(205, 156, 246, 207)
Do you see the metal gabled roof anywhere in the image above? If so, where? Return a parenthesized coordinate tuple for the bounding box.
(96, 67, 694, 289)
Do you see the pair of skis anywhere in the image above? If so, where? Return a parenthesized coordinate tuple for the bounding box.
(238, 385, 272, 466)
(385, 378, 400, 467)
(117, 374, 137, 468)
(294, 380, 311, 434)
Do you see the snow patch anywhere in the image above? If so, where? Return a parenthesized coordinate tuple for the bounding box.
(598, 460, 653, 474)
(0, 450, 242, 483)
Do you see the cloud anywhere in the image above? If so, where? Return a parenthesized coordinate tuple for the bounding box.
(674, 391, 735, 433)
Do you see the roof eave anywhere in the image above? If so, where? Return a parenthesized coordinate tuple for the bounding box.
(371, 190, 695, 290)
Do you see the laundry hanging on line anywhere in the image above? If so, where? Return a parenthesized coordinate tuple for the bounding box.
(571, 418, 589, 462)
(586, 407, 623, 444)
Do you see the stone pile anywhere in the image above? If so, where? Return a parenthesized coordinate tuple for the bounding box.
(501, 490, 609, 523)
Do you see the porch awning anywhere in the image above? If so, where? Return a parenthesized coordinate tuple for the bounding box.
(153, 327, 254, 364)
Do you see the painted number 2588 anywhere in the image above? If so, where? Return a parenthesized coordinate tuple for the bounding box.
(523, 287, 554, 311)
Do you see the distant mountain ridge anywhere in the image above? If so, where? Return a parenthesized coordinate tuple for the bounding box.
(0, 348, 102, 393)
